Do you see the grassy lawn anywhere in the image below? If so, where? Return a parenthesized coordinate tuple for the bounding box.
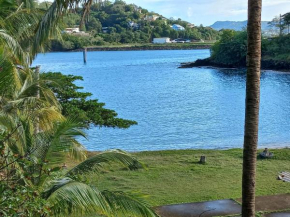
(82, 148, 290, 207)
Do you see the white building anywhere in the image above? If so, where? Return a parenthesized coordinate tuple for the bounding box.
(171, 24, 185, 31)
(153, 38, 171, 44)
(64, 27, 89, 36)
(144, 15, 160, 21)
(64, 27, 80, 34)
(128, 21, 139, 29)
(187, 23, 195, 28)
(102, 27, 109, 33)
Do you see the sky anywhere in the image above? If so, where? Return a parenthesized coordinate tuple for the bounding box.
(124, 0, 290, 26)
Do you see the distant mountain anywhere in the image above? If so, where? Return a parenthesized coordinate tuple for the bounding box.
(210, 21, 276, 32)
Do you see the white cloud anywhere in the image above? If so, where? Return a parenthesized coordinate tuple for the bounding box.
(124, 0, 290, 25)
(39, 0, 290, 24)
(187, 7, 193, 17)
(264, 0, 290, 7)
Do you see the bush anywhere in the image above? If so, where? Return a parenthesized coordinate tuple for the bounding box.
(210, 30, 247, 67)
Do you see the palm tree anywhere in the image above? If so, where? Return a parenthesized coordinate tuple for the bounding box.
(0, 1, 157, 216)
(242, 0, 262, 216)
(43, 149, 156, 216)
(0, 114, 157, 216)
(0, 0, 48, 64)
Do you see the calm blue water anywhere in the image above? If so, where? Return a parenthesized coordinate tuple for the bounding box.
(33, 50, 290, 151)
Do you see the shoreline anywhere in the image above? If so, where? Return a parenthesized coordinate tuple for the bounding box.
(87, 145, 290, 154)
(182, 65, 290, 74)
(52, 44, 212, 52)
(179, 58, 290, 72)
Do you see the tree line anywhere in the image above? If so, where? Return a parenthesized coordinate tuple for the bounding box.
(208, 12, 290, 69)
(268, 12, 290, 35)
(48, 0, 221, 51)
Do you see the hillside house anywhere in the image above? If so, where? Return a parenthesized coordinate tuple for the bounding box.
(64, 27, 80, 33)
(64, 27, 89, 36)
(171, 24, 185, 31)
(144, 15, 159, 21)
(128, 21, 140, 29)
(102, 27, 109, 33)
(187, 23, 195, 28)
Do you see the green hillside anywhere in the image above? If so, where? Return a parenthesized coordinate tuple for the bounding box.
(47, 0, 221, 51)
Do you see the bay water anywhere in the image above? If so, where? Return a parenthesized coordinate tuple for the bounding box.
(33, 49, 290, 151)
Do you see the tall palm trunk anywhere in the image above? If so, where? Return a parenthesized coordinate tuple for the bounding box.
(242, 0, 262, 216)
(35, 65, 40, 134)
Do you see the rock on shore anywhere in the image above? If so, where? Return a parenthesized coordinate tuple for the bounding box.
(180, 58, 290, 71)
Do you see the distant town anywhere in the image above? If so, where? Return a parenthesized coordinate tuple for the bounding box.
(50, 0, 282, 51)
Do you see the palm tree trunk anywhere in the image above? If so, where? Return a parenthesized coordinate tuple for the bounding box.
(242, 0, 262, 217)
(35, 65, 40, 134)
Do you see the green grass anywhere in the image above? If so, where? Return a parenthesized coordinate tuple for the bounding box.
(83, 148, 290, 207)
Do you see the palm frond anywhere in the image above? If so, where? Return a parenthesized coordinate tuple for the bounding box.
(44, 178, 157, 217)
(5, 8, 42, 41)
(47, 119, 87, 161)
(67, 150, 145, 177)
(32, 0, 63, 57)
(44, 179, 110, 216)
(37, 106, 64, 131)
(101, 190, 158, 217)
(14, 71, 61, 109)
(33, 118, 87, 165)
(0, 29, 28, 64)
(0, 112, 25, 155)
(0, 58, 24, 96)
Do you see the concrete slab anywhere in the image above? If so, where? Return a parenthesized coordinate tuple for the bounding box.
(265, 213, 290, 217)
(155, 199, 241, 217)
(237, 194, 290, 212)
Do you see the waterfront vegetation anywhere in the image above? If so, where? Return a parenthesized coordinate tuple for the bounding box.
(211, 29, 290, 67)
(47, 0, 221, 51)
(194, 25, 290, 70)
(51, 40, 215, 51)
(179, 12, 290, 71)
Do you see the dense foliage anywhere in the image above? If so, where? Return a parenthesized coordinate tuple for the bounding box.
(208, 29, 290, 68)
(0, 0, 156, 216)
(48, 0, 221, 50)
(188, 12, 290, 69)
(263, 35, 290, 61)
(211, 30, 247, 67)
(42, 72, 137, 128)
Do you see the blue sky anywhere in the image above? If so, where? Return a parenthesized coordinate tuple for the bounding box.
(124, 0, 290, 26)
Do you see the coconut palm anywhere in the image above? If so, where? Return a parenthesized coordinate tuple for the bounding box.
(242, 0, 262, 216)
(0, 62, 157, 217)
(0, 1, 157, 216)
(0, 113, 157, 216)
(0, 0, 47, 64)
(43, 149, 156, 217)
